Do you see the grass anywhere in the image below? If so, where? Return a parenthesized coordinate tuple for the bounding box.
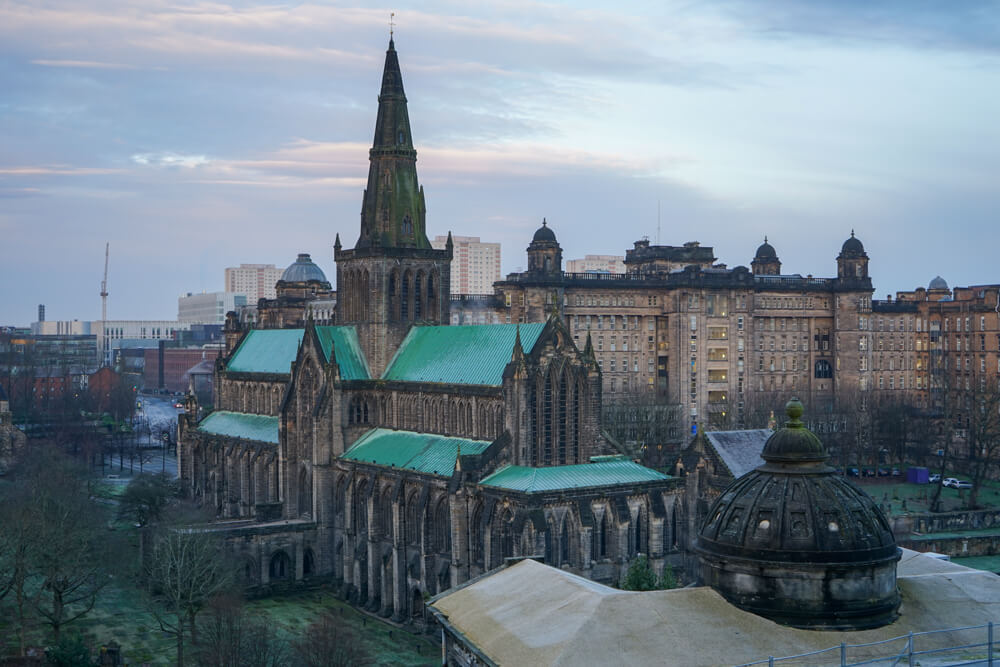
(1, 582, 436, 665)
(853, 476, 1000, 517)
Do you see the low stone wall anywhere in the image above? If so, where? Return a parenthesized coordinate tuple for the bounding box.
(891, 509, 1000, 537)
(898, 533, 1000, 558)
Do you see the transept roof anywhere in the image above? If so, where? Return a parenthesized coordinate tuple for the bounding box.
(382, 323, 545, 386)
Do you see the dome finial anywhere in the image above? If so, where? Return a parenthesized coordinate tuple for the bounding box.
(542, 217, 547, 226)
(763, 235, 768, 243)
(851, 229, 855, 237)
(785, 397, 804, 425)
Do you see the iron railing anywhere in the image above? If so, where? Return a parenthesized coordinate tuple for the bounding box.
(735, 621, 998, 667)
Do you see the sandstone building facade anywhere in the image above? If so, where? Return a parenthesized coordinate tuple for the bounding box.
(482, 231, 876, 441)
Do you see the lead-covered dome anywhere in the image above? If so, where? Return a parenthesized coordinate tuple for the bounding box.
(281, 253, 327, 283)
(840, 230, 865, 256)
(696, 398, 900, 630)
(929, 275, 949, 290)
(754, 238, 777, 260)
(531, 218, 557, 243)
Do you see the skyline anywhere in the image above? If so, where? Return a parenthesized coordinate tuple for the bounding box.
(2, 1, 999, 326)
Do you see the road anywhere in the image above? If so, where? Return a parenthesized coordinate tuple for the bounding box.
(100, 393, 181, 480)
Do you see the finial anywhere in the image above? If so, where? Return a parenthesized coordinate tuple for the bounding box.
(785, 397, 804, 426)
(764, 235, 768, 243)
(389, 12, 395, 38)
(542, 217, 547, 227)
(851, 229, 855, 238)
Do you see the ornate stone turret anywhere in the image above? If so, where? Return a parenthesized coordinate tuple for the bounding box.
(696, 398, 900, 630)
(527, 219, 562, 277)
(751, 236, 781, 276)
(837, 230, 870, 286)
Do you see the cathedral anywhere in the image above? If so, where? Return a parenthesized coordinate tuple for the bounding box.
(178, 39, 682, 622)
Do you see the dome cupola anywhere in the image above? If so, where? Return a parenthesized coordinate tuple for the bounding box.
(840, 230, 865, 256)
(751, 236, 781, 275)
(928, 275, 949, 291)
(754, 238, 777, 260)
(532, 218, 557, 243)
(526, 218, 562, 276)
(281, 253, 328, 283)
(696, 399, 900, 630)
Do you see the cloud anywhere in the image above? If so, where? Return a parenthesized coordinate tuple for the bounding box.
(715, 0, 1000, 54)
(0, 165, 122, 175)
(30, 59, 151, 70)
(131, 152, 209, 168)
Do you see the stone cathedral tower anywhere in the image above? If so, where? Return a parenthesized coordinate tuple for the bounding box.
(335, 38, 452, 375)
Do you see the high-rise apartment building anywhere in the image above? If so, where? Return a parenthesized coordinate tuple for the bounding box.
(431, 235, 500, 295)
(224, 264, 283, 304)
(566, 254, 625, 274)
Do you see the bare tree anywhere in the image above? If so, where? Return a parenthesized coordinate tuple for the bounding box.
(0, 446, 109, 651)
(194, 593, 289, 667)
(602, 393, 682, 467)
(962, 374, 1000, 508)
(293, 612, 373, 667)
(145, 507, 235, 667)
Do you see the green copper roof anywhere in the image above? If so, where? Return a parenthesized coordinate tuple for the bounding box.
(197, 411, 279, 444)
(342, 428, 491, 476)
(315, 326, 370, 380)
(382, 323, 545, 386)
(227, 329, 304, 375)
(479, 459, 668, 493)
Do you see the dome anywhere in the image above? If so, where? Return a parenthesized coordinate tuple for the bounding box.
(929, 275, 949, 290)
(532, 218, 557, 243)
(754, 237, 777, 260)
(281, 253, 328, 283)
(696, 398, 900, 630)
(840, 230, 865, 256)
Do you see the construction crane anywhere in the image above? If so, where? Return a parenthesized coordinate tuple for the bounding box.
(100, 242, 109, 322)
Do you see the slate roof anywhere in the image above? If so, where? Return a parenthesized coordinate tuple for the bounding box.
(197, 411, 279, 444)
(704, 429, 771, 478)
(342, 428, 492, 477)
(382, 323, 545, 386)
(315, 326, 370, 380)
(480, 458, 668, 493)
(227, 329, 304, 375)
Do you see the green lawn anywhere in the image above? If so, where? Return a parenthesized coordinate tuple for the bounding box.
(1, 584, 436, 665)
(853, 476, 1000, 517)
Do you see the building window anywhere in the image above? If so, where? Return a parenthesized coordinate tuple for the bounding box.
(815, 360, 833, 379)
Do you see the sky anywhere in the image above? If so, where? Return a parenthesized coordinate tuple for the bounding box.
(1, 1, 999, 326)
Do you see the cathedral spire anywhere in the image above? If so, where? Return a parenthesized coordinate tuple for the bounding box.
(355, 38, 429, 250)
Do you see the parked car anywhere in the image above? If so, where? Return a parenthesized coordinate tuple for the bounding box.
(891, 468, 901, 476)
(943, 478, 973, 489)
(862, 468, 876, 477)
(928, 473, 941, 483)
(846, 467, 860, 477)
(174, 402, 184, 409)
(877, 468, 890, 477)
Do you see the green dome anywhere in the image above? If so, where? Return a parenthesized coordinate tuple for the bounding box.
(760, 398, 828, 466)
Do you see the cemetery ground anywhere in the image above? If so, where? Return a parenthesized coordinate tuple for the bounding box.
(0, 578, 437, 666)
(1, 455, 436, 666)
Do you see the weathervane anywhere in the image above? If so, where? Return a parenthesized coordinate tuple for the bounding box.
(390, 12, 395, 38)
